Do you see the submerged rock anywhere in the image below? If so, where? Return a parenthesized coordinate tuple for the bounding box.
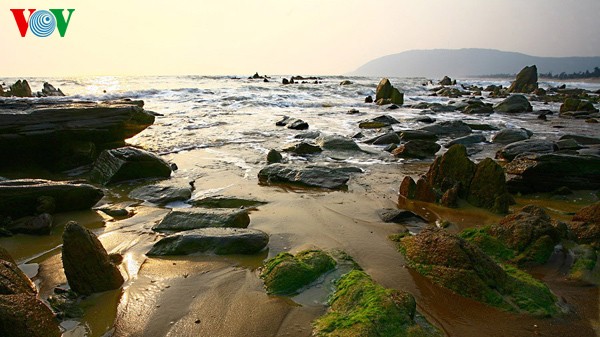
(287, 119, 309, 130)
(147, 227, 269, 256)
(494, 95, 533, 113)
(258, 164, 360, 190)
(508, 65, 538, 93)
(90, 147, 172, 185)
(62, 222, 124, 295)
(152, 208, 250, 232)
(260, 250, 336, 295)
(0, 294, 61, 337)
(129, 184, 192, 205)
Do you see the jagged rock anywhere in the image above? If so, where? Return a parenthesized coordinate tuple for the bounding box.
(467, 159, 513, 213)
(496, 139, 557, 162)
(316, 135, 361, 152)
(420, 120, 472, 137)
(506, 153, 600, 193)
(40, 82, 65, 97)
(267, 149, 283, 164)
(0, 179, 103, 218)
(282, 142, 322, 155)
(7, 80, 33, 97)
(508, 65, 538, 93)
(9, 213, 53, 235)
(258, 164, 360, 190)
(570, 202, 600, 248)
(375, 78, 404, 105)
(0, 294, 61, 337)
(439, 76, 453, 86)
(152, 208, 250, 232)
(444, 134, 486, 148)
(492, 128, 532, 144)
(90, 147, 172, 185)
(494, 95, 533, 113)
(414, 177, 437, 203)
(0, 256, 36, 295)
(62, 222, 124, 295)
(128, 184, 192, 205)
(392, 140, 440, 159)
(147, 228, 269, 256)
(426, 145, 476, 197)
(399, 176, 417, 200)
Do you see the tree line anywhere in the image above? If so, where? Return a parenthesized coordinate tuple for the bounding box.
(539, 67, 600, 79)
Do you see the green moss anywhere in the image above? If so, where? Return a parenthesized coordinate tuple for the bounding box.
(502, 264, 558, 317)
(460, 227, 515, 262)
(313, 270, 441, 337)
(260, 250, 336, 295)
(514, 235, 555, 265)
(569, 245, 598, 281)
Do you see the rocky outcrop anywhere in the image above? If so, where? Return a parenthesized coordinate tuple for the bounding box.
(508, 65, 538, 93)
(40, 83, 65, 97)
(260, 250, 336, 295)
(6, 80, 33, 97)
(90, 147, 172, 185)
(375, 78, 404, 105)
(467, 158, 513, 213)
(439, 76, 453, 86)
(62, 222, 124, 295)
(258, 164, 361, 190)
(147, 228, 269, 256)
(559, 98, 599, 119)
(0, 179, 103, 218)
(0, 258, 36, 296)
(0, 294, 61, 337)
(152, 208, 250, 232)
(505, 153, 600, 193)
(494, 95, 533, 113)
(570, 202, 600, 248)
(129, 184, 192, 205)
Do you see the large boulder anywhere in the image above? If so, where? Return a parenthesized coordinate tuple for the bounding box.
(90, 147, 172, 185)
(375, 78, 404, 105)
(467, 158, 512, 214)
(496, 139, 556, 162)
(559, 98, 598, 118)
(494, 95, 533, 113)
(569, 202, 600, 248)
(7, 80, 32, 97)
(392, 140, 440, 159)
(62, 222, 124, 295)
(129, 184, 192, 205)
(152, 208, 250, 232)
(0, 294, 61, 337)
(260, 250, 336, 295)
(0, 179, 103, 218)
(146, 228, 269, 256)
(508, 65, 538, 93)
(492, 128, 532, 144)
(505, 153, 600, 193)
(258, 164, 360, 190)
(398, 227, 558, 316)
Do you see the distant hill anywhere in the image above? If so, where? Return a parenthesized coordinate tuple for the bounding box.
(349, 48, 600, 78)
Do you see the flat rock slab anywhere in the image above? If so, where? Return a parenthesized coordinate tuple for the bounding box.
(147, 228, 269, 256)
(496, 139, 557, 162)
(129, 184, 192, 205)
(258, 164, 361, 190)
(90, 147, 172, 185)
(0, 179, 103, 218)
(188, 196, 266, 209)
(153, 208, 250, 232)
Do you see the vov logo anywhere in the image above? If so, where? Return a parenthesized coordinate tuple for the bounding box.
(11, 9, 75, 37)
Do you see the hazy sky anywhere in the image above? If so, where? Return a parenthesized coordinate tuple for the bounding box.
(1, 0, 599, 76)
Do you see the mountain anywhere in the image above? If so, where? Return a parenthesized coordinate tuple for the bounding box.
(349, 48, 600, 78)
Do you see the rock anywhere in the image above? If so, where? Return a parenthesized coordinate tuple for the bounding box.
(399, 176, 417, 200)
(313, 269, 442, 337)
(444, 134, 486, 148)
(466, 123, 499, 131)
(267, 149, 283, 164)
(467, 159, 512, 214)
(426, 144, 476, 197)
(387, 104, 399, 110)
(383, 144, 397, 152)
(568, 244, 597, 282)
(398, 227, 558, 316)
(147, 228, 269, 256)
(414, 177, 437, 203)
(129, 184, 192, 205)
(189, 196, 266, 209)
(559, 135, 600, 145)
(62, 221, 124, 295)
(570, 202, 600, 248)
(275, 116, 291, 126)
(7, 80, 33, 97)
(439, 76, 453, 86)
(0, 294, 61, 337)
(375, 78, 403, 105)
(559, 98, 598, 115)
(416, 116, 436, 123)
(358, 115, 400, 129)
(259, 250, 336, 295)
(494, 95, 533, 113)
(506, 153, 600, 193)
(420, 120, 472, 138)
(0, 179, 103, 218)
(0, 257, 36, 295)
(436, 87, 468, 98)
(9, 213, 53, 235)
(0, 100, 155, 166)
(96, 203, 131, 218)
(152, 208, 250, 232)
(377, 208, 426, 223)
(282, 78, 289, 85)
(282, 142, 322, 155)
(258, 164, 359, 190)
(294, 131, 321, 139)
(339, 80, 353, 86)
(40, 82, 65, 97)
(89, 147, 172, 185)
(492, 128, 532, 144)
(392, 140, 441, 159)
(372, 132, 401, 145)
(398, 130, 438, 141)
(555, 138, 582, 151)
(496, 139, 557, 162)
(440, 184, 460, 208)
(508, 65, 538, 93)
(287, 119, 309, 130)
(364, 96, 373, 103)
(315, 135, 361, 152)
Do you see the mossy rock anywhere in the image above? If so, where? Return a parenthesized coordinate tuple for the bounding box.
(260, 250, 336, 295)
(313, 270, 441, 337)
(467, 158, 511, 214)
(568, 244, 598, 283)
(426, 144, 476, 197)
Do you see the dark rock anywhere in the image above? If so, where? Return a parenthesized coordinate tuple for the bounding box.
(555, 138, 582, 151)
(466, 123, 499, 131)
(62, 221, 124, 295)
(377, 208, 425, 223)
(129, 184, 192, 205)
(275, 116, 291, 126)
(436, 87, 468, 98)
(506, 153, 600, 193)
(0, 294, 61, 337)
(392, 140, 441, 159)
(414, 177, 437, 203)
(188, 196, 266, 209)
(387, 104, 399, 110)
(440, 184, 460, 208)
(508, 65, 538, 93)
(559, 98, 598, 115)
(420, 120, 472, 137)
(147, 228, 269, 256)
(445, 134, 486, 148)
(416, 116, 435, 124)
(372, 132, 401, 145)
(570, 202, 600, 248)
(364, 96, 373, 103)
(90, 147, 172, 185)
(559, 135, 600, 145)
(439, 76, 453, 86)
(375, 78, 404, 105)
(287, 119, 309, 130)
(426, 144, 476, 197)
(467, 158, 512, 214)
(294, 131, 321, 139)
(9, 213, 53, 235)
(398, 130, 438, 141)
(494, 95, 533, 113)
(282, 78, 290, 85)
(398, 176, 417, 200)
(7, 80, 33, 97)
(40, 82, 65, 97)
(0, 257, 36, 295)
(347, 108, 360, 115)
(383, 144, 397, 152)
(267, 149, 283, 164)
(283, 142, 322, 155)
(339, 80, 353, 86)
(316, 135, 361, 152)
(258, 164, 358, 190)
(0, 179, 103, 218)
(152, 208, 250, 232)
(492, 128, 531, 144)
(462, 99, 494, 114)
(496, 139, 557, 162)
(358, 115, 400, 129)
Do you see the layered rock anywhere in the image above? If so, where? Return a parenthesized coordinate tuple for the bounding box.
(508, 65, 538, 93)
(129, 184, 192, 205)
(152, 208, 250, 232)
(258, 164, 361, 190)
(90, 147, 172, 185)
(496, 139, 557, 162)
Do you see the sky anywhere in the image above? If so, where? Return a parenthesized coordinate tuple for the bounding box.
(1, 0, 599, 76)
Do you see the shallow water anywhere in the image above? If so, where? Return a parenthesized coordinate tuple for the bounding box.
(1, 75, 599, 337)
